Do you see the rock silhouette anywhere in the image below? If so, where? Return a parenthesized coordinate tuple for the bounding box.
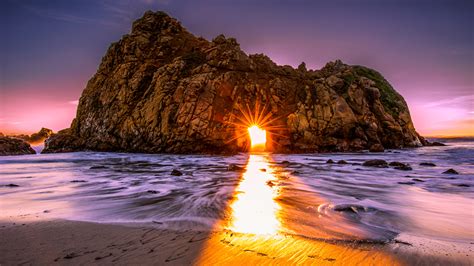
(8, 128, 53, 144)
(44, 11, 424, 154)
(0, 137, 36, 156)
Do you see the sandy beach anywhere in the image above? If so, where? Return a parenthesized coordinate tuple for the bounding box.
(1, 214, 472, 265)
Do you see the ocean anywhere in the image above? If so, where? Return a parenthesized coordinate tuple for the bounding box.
(1, 138, 473, 259)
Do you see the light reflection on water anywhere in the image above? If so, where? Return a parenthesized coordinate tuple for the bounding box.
(0, 139, 473, 244)
(226, 154, 281, 235)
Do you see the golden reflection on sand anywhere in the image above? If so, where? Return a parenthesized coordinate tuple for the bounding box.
(195, 153, 401, 265)
(226, 154, 281, 234)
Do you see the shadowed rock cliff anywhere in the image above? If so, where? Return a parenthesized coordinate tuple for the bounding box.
(0, 137, 36, 156)
(44, 11, 425, 154)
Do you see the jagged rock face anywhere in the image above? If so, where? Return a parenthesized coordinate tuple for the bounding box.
(45, 11, 423, 154)
(0, 137, 36, 156)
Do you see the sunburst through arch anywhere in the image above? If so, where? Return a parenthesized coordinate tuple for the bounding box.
(225, 100, 289, 152)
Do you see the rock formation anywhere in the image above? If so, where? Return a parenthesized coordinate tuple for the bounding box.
(0, 137, 36, 156)
(10, 128, 53, 144)
(45, 11, 425, 154)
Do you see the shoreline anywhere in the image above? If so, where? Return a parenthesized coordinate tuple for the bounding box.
(1, 217, 472, 265)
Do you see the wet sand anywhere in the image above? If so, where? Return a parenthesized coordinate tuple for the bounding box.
(1, 217, 472, 265)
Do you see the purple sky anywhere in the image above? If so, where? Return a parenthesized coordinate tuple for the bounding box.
(1, 0, 473, 136)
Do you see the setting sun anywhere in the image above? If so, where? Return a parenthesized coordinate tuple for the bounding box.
(248, 125, 266, 151)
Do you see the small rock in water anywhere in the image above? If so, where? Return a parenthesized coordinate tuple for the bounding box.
(420, 162, 436, 167)
(147, 190, 158, 194)
(170, 169, 183, 176)
(70, 180, 87, 183)
(326, 159, 335, 164)
(281, 160, 290, 164)
(90, 165, 108, 169)
(369, 143, 384, 152)
(266, 180, 275, 187)
(394, 165, 412, 171)
(389, 161, 405, 167)
(412, 178, 425, 182)
(4, 183, 19, 187)
(456, 184, 470, 187)
(430, 142, 446, 146)
(362, 159, 388, 167)
(337, 160, 348, 164)
(333, 204, 375, 214)
(398, 181, 416, 185)
(227, 164, 244, 171)
(260, 168, 267, 172)
(443, 168, 459, 174)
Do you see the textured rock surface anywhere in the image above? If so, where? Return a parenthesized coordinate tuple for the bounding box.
(45, 11, 424, 154)
(0, 137, 36, 156)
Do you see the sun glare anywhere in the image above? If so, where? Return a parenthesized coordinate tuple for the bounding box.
(248, 125, 266, 151)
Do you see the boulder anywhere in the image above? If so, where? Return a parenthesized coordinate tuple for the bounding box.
(44, 11, 424, 154)
(363, 159, 388, 167)
(394, 165, 412, 171)
(42, 129, 85, 153)
(389, 161, 405, 167)
(420, 162, 436, 166)
(0, 137, 36, 156)
(443, 169, 459, 174)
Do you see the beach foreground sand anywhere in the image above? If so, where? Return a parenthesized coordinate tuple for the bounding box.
(1, 216, 472, 265)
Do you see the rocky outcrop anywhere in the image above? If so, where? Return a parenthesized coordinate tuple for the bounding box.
(10, 128, 53, 144)
(45, 11, 424, 154)
(0, 137, 36, 156)
(43, 129, 85, 153)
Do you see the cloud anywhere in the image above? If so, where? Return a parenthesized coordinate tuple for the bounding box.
(424, 95, 474, 108)
(22, 4, 121, 27)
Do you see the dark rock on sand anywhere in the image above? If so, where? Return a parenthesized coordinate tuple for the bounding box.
(443, 169, 459, 175)
(326, 159, 335, 164)
(170, 169, 183, 176)
(362, 159, 388, 167)
(420, 162, 436, 167)
(0, 137, 36, 156)
(44, 11, 425, 154)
